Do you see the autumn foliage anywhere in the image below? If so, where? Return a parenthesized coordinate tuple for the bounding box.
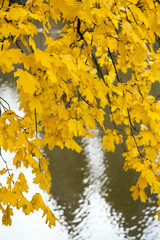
(1, 0, 160, 227)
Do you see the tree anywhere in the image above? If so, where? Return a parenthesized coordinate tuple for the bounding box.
(1, 0, 160, 227)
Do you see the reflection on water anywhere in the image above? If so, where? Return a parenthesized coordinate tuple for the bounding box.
(47, 129, 127, 240)
(103, 148, 160, 240)
(47, 128, 160, 240)
(73, 130, 126, 240)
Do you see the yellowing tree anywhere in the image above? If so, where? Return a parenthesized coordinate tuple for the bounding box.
(1, 0, 160, 227)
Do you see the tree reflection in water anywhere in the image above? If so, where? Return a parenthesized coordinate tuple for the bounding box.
(47, 128, 160, 240)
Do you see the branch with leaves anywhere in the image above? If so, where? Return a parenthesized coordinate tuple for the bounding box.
(1, 0, 160, 227)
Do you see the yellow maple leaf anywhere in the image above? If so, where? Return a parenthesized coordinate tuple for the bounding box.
(30, 193, 46, 211)
(33, 171, 51, 193)
(18, 197, 34, 215)
(130, 185, 139, 201)
(42, 207, 59, 228)
(18, 172, 29, 193)
(2, 205, 13, 226)
(139, 188, 147, 202)
(15, 69, 40, 94)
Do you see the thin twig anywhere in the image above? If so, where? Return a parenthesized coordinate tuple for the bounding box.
(110, 107, 126, 152)
(127, 108, 145, 158)
(92, 53, 109, 87)
(0, 153, 14, 183)
(35, 108, 38, 138)
(127, 108, 139, 132)
(77, 90, 93, 107)
(34, 108, 42, 171)
(107, 94, 126, 152)
(108, 47, 122, 83)
(132, 70, 144, 101)
(76, 18, 108, 87)
(65, 98, 72, 108)
(0, 97, 10, 110)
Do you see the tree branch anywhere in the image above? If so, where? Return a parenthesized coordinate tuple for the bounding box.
(108, 47, 122, 83)
(127, 108, 145, 159)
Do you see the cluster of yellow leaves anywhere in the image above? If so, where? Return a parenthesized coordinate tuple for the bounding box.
(102, 129, 123, 152)
(1, 0, 160, 227)
(0, 109, 55, 226)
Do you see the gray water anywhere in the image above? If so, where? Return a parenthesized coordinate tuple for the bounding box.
(47, 133, 160, 240)
(0, 25, 160, 240)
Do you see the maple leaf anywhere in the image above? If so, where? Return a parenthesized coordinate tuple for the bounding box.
(18, 173, 29, 193)
(15, 69, 40, 94)
(18, 197, 34, 215)
(42, 207, 59, 228)
(2, 205, 13, 226)
(30, 193, 46, 211)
